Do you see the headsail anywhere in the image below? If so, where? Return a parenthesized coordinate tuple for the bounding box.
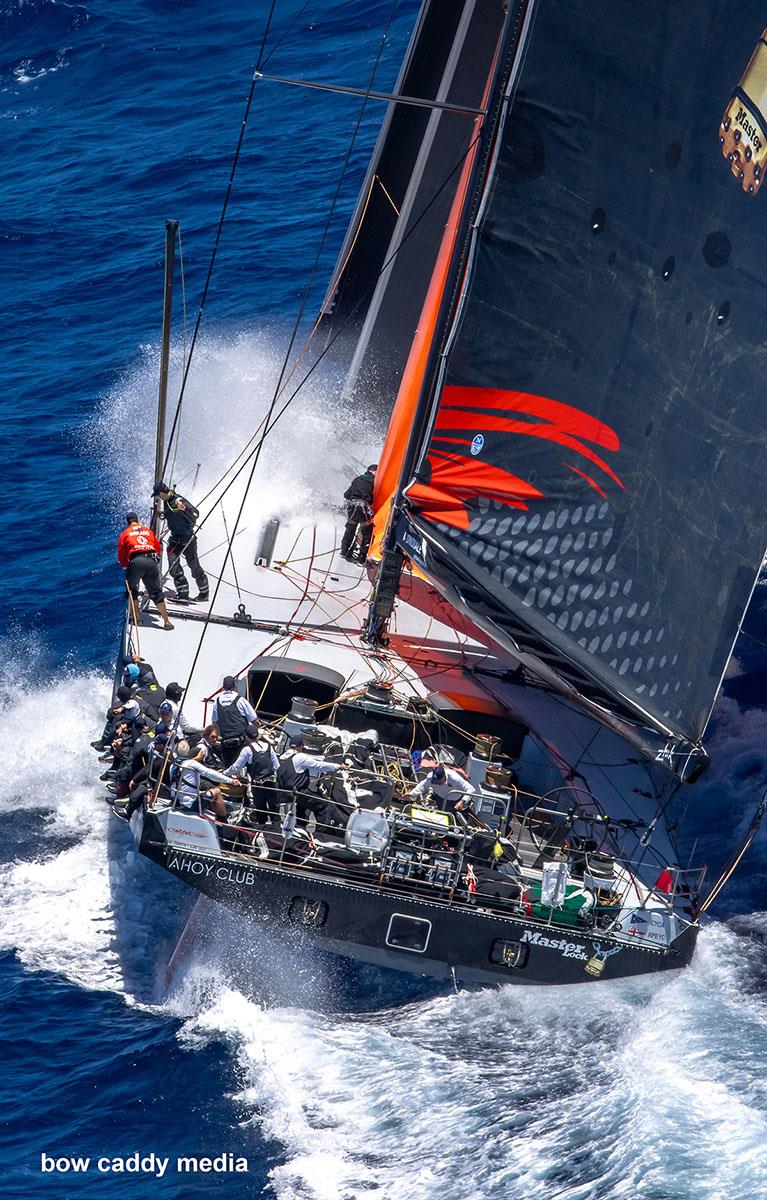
(319, 0, 508, 404)
(374, 1, 767, 765)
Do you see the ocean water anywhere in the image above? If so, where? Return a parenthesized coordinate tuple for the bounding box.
(2, 2, 767, 1197)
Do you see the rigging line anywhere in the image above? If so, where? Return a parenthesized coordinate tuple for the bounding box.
(699, 788, 767, 913)
(158, 118, 488, 609)
(183, 122, 485, 542)
(160, 67, 262, 484)
(221, 507, 241, 600)
(255, 0, 278, 73)
(277, 548, 371, 654)
(276, 574, 369, 652)
(376, 174, 400, 216)
(318, 172, 379, 320)
(125, 584, 142, 658)
(737, 626, 767, 653)
(168, 223, 188, 486)
(259, 0, 312, 73)
(254, 72, 486, 116)
(543, 698, 650, 829)
(264, 0, 401, 428)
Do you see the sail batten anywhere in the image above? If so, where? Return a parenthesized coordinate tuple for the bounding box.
(378, 1, 767, 755)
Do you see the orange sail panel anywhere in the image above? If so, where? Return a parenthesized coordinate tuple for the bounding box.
(370, 32, 505, 558)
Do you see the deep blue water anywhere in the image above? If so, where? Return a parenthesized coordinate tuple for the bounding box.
(2, 2, 767, 1197)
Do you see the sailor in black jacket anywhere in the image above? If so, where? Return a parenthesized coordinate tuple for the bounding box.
(153, 481, 209, 602)
(340, 464, 377, 562)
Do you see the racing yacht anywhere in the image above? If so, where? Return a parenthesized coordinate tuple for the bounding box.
(108, 0, 767, 986)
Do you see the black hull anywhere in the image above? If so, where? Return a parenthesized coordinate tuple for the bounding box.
(136, 811, 698, 987)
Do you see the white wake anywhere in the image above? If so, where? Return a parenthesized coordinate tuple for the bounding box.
(2, 335, 766, 1199)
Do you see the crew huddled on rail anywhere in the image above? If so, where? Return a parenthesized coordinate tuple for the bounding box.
(93, 657, 689, 934)
(92, 663, 485, 841)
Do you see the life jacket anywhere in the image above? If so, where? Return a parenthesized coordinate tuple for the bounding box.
(136, 682, 166, 722)
(215, 694, 249, 742)
(276, 754, 309, 792)
(244, 743, 275, 782)
(118, 524, 161, 564)
(164, 493, 198, 539)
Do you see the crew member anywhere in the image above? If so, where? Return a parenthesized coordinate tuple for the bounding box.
(410, 763, 477, 814)
(278, 735, 347, 831)
(340, 464, 377, 563)
(117, 512, 174, 630)
(153, 482, 209, 603)
(211, 675, 257, 766)
(92, 684, 141, 751)
(224, 723, 281, 824)
(163, 681, 200, 741)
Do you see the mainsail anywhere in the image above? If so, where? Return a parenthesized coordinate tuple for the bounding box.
(373, 1, 767, 767)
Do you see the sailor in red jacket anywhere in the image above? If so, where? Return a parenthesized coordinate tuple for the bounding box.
(117, 512, 174, 630)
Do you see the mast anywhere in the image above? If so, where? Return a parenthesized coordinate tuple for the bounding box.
(152, 218, 178, 532)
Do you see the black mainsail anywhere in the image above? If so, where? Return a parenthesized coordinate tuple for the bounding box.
(371, 1, 767, 775)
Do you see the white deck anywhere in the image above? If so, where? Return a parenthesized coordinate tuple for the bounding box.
(128, 510, 506, 727)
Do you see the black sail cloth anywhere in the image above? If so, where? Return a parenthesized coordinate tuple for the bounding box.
(398, 0, 767, 752)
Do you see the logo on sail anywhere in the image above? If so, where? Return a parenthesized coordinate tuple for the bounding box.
(408, 385, 623, 532)
(720, 29, 767, 194)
